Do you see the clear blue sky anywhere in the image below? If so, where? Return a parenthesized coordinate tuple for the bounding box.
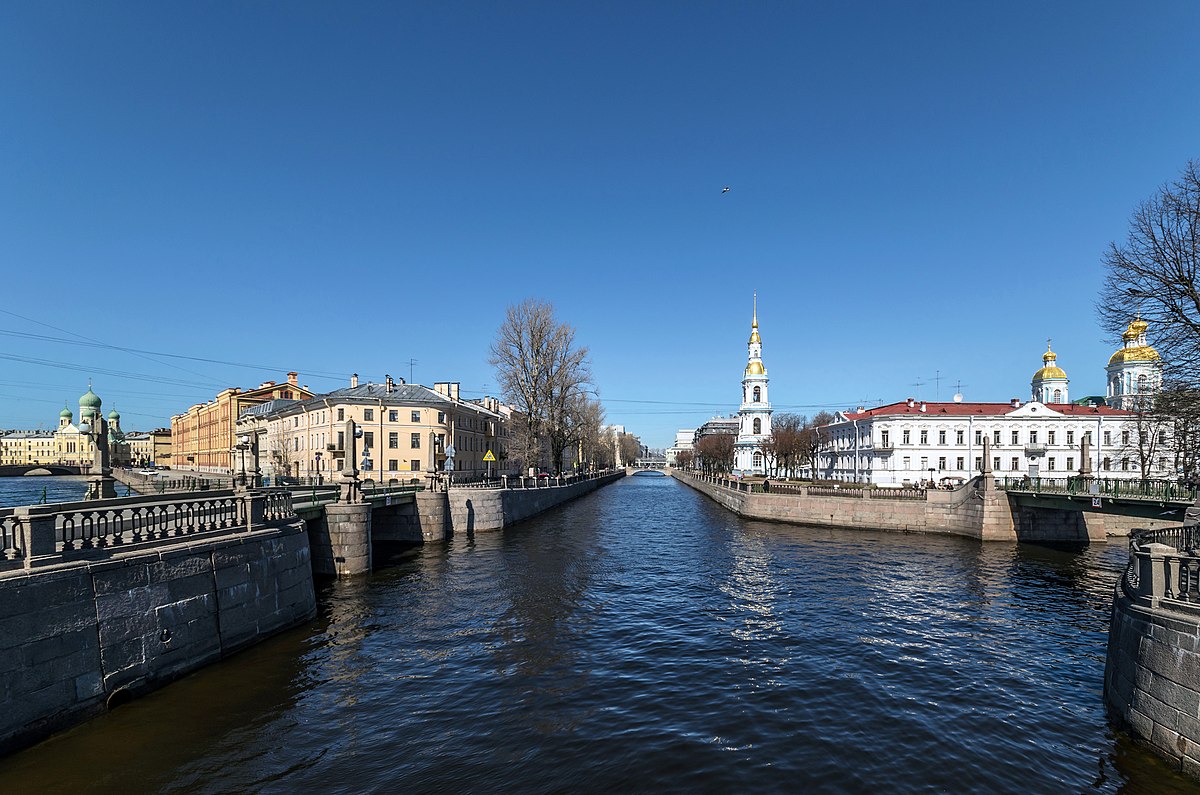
(2, 2, 1198, 448)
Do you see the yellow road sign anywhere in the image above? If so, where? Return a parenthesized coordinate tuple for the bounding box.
(483, 450, 496, 462)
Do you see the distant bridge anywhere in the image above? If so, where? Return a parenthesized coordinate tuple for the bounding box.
(633, 456, 667, 470)
(0, 465, 86, 477)
(998, 476, 1197, 522)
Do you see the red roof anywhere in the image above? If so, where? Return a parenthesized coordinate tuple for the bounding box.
(843, 400, 1129, 419)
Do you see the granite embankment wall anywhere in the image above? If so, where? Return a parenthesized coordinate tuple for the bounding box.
(1106, 540, 1200, 779)
(676, 471, 1006, 539)
(0, 521, 315, 755)
(370, 472, 627, 543)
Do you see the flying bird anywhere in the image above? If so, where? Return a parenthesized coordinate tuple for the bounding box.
(721, 186, 730, 194)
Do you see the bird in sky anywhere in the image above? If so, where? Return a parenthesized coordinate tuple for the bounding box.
(721, 186, 730, 194)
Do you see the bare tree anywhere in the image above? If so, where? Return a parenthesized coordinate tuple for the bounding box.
(1098, 161, 1200, 385)
(618, 432, 641, 468)
(695, 433, 736, 474)
(801, 411, 836, 478)
(1113, 395, 1170, 479)
(1158, 383, 1200, 481)
(675, 449, 694, 469)
(765, 413, 805, 478)
(490, 299, 594, 474)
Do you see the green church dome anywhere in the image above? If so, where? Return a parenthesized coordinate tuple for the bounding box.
(108, 408, 120, 421)
(60, 404, 73, 419)
(79, 386, 102, 410)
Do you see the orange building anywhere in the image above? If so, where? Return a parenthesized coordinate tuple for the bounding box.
(171, 372, 312, 474)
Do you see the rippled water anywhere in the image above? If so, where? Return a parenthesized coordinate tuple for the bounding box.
(0, 476, 88, 508)
(1, 475, 1196, 793)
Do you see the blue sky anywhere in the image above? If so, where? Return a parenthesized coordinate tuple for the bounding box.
(2, 2, 1198, 448)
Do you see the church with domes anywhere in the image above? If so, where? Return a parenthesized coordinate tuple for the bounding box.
(814, 318, 1175, 486)
(52, 385, 129, 467)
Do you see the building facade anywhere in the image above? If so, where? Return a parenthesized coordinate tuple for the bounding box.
(734, 297, 772, 475)
(1, 385, 128, 468)
(665, 429, 695, 466)
(172, 372, 312, 474)
(236, 377, 510, 482)
(817, 324, 1172, 486)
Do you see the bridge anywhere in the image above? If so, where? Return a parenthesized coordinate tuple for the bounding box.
(997, 476, 1197, 522)
(0, 464, 85, 477)
(633, 455, 667, 469)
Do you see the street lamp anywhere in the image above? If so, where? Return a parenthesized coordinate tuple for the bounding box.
(234, 435, 251, 489)
(314, 451, 322, 485)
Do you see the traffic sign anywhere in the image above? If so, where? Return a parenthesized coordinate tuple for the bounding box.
(445, 444, 456, 458)
(483, 450, 496, 462)
(445, 459, 455, 471)
(1092, 496, 1102, 508)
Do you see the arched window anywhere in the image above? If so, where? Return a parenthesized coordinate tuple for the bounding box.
(753, 386, 761, 402)
(1052, 389, 1062, 403)
(1137, 374, 1148, 393)
(753, 452, 763, 467)
(753, 418, 762, 434)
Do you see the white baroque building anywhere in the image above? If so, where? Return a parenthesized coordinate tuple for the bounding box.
(817, 320, 1171, 485)
(734, 296, 772, 475)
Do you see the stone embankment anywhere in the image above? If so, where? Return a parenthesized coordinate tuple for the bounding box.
(0, 491, 314, 756)
(1106, 525, 1200, 779)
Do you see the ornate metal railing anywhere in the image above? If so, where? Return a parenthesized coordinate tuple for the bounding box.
(1122, 524, 1200, 609)
(1001, 476, 1197, 503)
(683, 471, 928, 502)
(0, 490, 296, 573)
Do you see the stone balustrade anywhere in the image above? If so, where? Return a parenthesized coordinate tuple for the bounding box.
(0, 490, 294, 573)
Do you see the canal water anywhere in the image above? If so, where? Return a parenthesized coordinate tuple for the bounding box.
(0, 476, 89, 508)
(0, 475, 1196, 793)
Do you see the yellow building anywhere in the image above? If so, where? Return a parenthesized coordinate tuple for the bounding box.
(125, 428, 173, 468)
(236, 376, 512, 482)
(171, 372, 312, 474)
(1, 385, 128, 468)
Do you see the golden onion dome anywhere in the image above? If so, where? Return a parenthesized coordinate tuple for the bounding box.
(1108, 345, 1161, 366)
(746, 361, 765, 376)
(1033, 365, 1068, 380)
(749, 328, 761, 344)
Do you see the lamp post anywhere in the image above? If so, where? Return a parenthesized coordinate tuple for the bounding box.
(314, 451, 322, 485)
(234, 435, 250, 490)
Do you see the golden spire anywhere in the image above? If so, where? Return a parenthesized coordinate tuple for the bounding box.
(748, 292, 761, 344)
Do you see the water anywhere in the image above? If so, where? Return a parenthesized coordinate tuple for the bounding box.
(0, 475, 89, 508)
(0, 476, 1196, 793)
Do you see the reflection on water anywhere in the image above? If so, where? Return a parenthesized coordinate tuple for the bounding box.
(0, 476, 1195, 793)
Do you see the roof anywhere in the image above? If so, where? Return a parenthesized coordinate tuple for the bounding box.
(1, 430, 55, 439)
(841, 400, 1130, 421)
(251, 383, 501, 420)
(238, 399, 299, 419)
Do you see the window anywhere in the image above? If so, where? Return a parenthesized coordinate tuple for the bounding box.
(903, 456, 911, 470)
(1103, 431, 1111, 445)
(975, 457, 983, 471)
(753, 418, 762, 434)
(1011, 431, 1019, 445)
(388, 459, 397, 471)
(1138, 374, 1148, 393)
(1122, 430, 1130, 445)
(1160, 431, 1168, 444)
(1028, 431, 1037, 444)
(881, 431, 889, 447)
(938, 431, 946, 445)
(956, 457, 964, 470)
(938, 457, 946, 470)
(337, 431, 344, 449)
(1066, 457, 1074, 471)
(411, 460, 421, 471)
(1052, 389, 1062, 403)
(993, 430, 1001, 445)
(1122, 458, 1130, 471)
(975, 430, 983, 445)
(920, 456, 928, 470)
(411, 411, 421, 423)
(411, 433, 421, 448)
(753, 452, 763, 467)
(438, 412, 446, 423)
(389, 410, 398, 422)
(993, 457, 1001, 470)
(337, 408, 344, 421)
(389, 432, 399, 449)
(363, 432, 374, 448)
(364, 409, 374, 422)
(753, 386, 761, 402)
(1102, 457, 1111, 471)
(956, 430, 964, 445)
(1066, 430, 1074, 445)
(1048, 431, 1055, 445)
(1011, 457, 1019, 471)
(293, 417, 299, 428)
(1048, 457, 1056, 470)
(902, 430, 911, 445)
(294, 438, 300, 452)
(920, 430, 928, 444)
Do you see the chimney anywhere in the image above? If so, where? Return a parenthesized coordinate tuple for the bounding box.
(919, 401, 927, 413)
(351, 373, 359, 388)
(906, 397, 915, 408)
(1010, 398, 1021, 408)
(287, 371, 298, 386)
(385, 374, 394, 394)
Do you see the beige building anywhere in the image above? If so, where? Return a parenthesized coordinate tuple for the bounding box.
(124, 428, 172, 468)
(172, 372, 312, 474)
(236, 376, 512, 482)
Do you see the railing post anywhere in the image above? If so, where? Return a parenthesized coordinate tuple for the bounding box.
(19, 508, 57, 568)
(244, 491, 267, 532)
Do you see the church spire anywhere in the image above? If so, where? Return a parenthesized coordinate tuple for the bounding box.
(749, 292, 761, 344)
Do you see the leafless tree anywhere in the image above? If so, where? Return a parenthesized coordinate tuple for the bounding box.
(1112, 395, 1170, 479)
(1098, 161, 1200, 385)
(490, 299, 594, 474)
(800, 411, 836, 478)
(695, 433, 736, 474)
(764, 413, 805, 478)
(618, 432, 641, 468)
(1155, 382, 1200, 480)
(675, 449, 694, 469)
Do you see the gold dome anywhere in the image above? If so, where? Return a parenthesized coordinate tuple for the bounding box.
(746, 361, 765, 376)
(1033, 366, 1068, 380)
(749, 328, 761, 344)
(1108, 345, 1161, 366)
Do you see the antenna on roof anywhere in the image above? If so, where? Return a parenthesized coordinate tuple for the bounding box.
(911, 378, 926, 399)
(953, 380, 967, 403)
